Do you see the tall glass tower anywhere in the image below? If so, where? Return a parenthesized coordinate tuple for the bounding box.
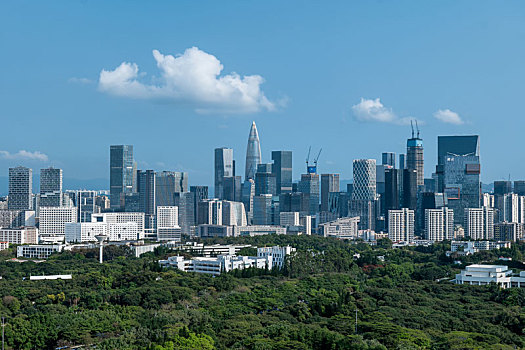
(214, 147, 234, 199)
(272, 151, 293, 194)
(245, 121, 262, 181)
(8, 166, 33, 210)
(40, 167, 63, 207)
(407, 126, 424, 187)
(110, 145, 134, 209)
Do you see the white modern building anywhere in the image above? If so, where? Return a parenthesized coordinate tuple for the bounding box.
(65, 222, 139, 242)
(319, 217, 359, 240)
(455, 264, 525, 288)
(0, 241, 9, 251)
(0, 227, 38, 244)
(0, 209, 35, 228)
(464, 207, 494, 240)
(92, 212, 145, 238)
(388, 208, 414, 243)
(449, 240, 511, 256)
(425, 208, 454, 241)
(235, 225, 286, 236)
(17, 244, 64, 259)
(222, 201, 247, 226)
(39, 207, 78, 243)
(257, 245, 296, 269)
(159, 255, 269, 276)
(156, 206, 182, 241)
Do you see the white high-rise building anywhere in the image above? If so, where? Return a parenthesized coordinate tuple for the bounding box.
(501, 193, 519, 223)
(464, 207, 494, 240)
(39, 207, 78, 242)
(519, 196, 525, 225)
(352, 159, 376, 201)
(388, 208, 414, 243)
(222, 201, 247, 226)
(156, 206, 181, 241)
(425, 207, 454, 241)
(482, 193, 494, 208)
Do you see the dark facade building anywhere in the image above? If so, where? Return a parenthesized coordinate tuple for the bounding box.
(271, 151, 293, 194)
(110, 145, 134, 209)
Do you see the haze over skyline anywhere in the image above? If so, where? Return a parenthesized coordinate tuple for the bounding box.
(1, 1, 525, 186)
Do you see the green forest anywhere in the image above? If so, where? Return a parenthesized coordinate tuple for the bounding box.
(0, 236, 524, 350)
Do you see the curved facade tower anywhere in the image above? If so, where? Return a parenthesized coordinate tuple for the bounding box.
(245, 121, 262, 181)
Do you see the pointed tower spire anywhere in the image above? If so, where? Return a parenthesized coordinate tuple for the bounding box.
(245, 121, 262, 181)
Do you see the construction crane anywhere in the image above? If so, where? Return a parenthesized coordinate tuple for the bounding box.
(306, 147, 322, 174)
(415, 120, 420, 139)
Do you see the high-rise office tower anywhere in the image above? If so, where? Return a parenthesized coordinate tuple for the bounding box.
(513, 181, 525, 196)
(190, 185, 208, 225)
(77, 190, 97, 222)
(214, 147, 234, 199)
(494, 181, 512, 196)
(298, 173, 320, 215)
(155, 171, 188, 206)
(464, 207, 494, 240)
(407, 124, 424, 187)
(137, 170, 156, 215)
(352, 159, 376, 201)
(384, 168, 399, 213)
(241, 179, 255, 222)
(272, 151, 293, 194)
(443, 153, 481, 224)
(425, 207, 454, 241)
(388, 208, 414, 243)
(382, 152, 396, 168)
(110, 145, 134, 209)
(40, 167, 63, 207)
(8, 166, 33, 210)
(436, 135, 479, 192)
(174, 192, 195, 234)
(245, 121, 262, 181)
(321, 174, 340, 212)
(223, 176, 242, 202)
(253, 194, 273, 225)
(255, 163, 277, 196)
(402, 169, 418, 210)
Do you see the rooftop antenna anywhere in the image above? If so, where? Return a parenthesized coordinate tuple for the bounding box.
(410, 120, 414, 138)
(95, 234, 108, 264)
(305, 146, 311, 171)
(415, 120, 420, 139)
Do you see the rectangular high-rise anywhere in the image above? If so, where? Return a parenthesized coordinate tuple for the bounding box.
(388, 208, 414, 243)
(464, 207, 494, 240)
(425, 208, 454, 241)
(407, 134, 424, 187)
(110, 145, 134, 209)
(298, 173, 320, 215)
(8, 166, 33, 210)
(382, 152, 396, 168)
(321, 174, 340, 212)
(155, 171, 188, 206)
(436, 135, 479, 192)
(40, 167, 63, 207)
(271, 151, 293, 194)
(214, 148, 233, 199)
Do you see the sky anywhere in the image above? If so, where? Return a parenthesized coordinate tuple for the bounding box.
(1, 0, 525, 190)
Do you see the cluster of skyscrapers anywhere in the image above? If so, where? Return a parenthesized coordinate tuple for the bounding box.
(0, 121, 523, 250)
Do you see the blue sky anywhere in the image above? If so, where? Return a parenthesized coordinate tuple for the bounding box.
(1, 1, 524, 189)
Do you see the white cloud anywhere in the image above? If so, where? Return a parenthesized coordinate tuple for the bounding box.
(98, 47, 275, 114)
(0, 150, 48, 161)
(433, 109, 464, 125)
(352, 98, 396, 123)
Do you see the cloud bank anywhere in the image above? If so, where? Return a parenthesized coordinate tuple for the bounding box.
(98, 47, 275, 114)
(433, 109, 464, 125)
(0, 150, 49, 161)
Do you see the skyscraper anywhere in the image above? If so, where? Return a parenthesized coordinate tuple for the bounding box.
(407, 124, 424, 187)
(384, 168, 399, 212)
(214, 147, 233, 199)
(298, 173, 320, 215)
(352, 159, 376, 201)
(402, 169, 418, 210)
(514, 181, 525, 196)
(40, 167, 63, 207)
(8, 166, 32, 210)
(245, 121, 262, 181)
(272, 151, 293, 194)
(443, 153, 481, 224)
(137, 170, 156, 229)
(436, 135, 479, 192)
(494, 181, 512, 196)
(223, 176, 242, 202)
(382, 152, 396, 168)
(321, 174, 340, 212)
(155, 171, 188, 206)
(110, 145, 134, 209)
(255, 163, 276, 196)
(425, 207, 454, 241)
(190, 185, 208, 225)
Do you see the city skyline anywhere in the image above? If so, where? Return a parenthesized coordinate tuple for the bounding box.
(1, 1, 525, 185)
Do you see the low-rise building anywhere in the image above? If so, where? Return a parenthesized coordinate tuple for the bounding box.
(0, 241, 8, 251)
(319, 217, 359, 239)
(197, 224, 234, 238)
(448, 240, 512, 256)
(235, 225, 286, 236)
(159, 255, 269, 276)
(65, 222, 139, 242)
(455, 264, 525, 288)
(17, 244, 64, 259)
(257, 245, 296, 269)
